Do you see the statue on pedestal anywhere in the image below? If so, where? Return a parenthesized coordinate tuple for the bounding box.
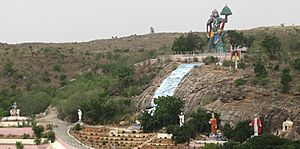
(249, 114, 262, 136)
(209, 113, 217, 136)
(206, 5, 232, 52)
(10, 102, 20, 116)
(179, 112, 185, 127)
(78, 109, 82, 122)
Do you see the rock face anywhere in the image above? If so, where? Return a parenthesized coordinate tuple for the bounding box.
(136, 64, 300, 137)
(134, 62, 180, 110)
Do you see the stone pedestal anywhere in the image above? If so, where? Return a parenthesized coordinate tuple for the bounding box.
(208, 133, 223, 141)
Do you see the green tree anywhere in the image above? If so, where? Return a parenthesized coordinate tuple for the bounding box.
(227, 30, 246, 48)
(172, 32, 204, 54)
(261, 35, 281, 60)
(281, 68, 292, 93)
(222, 120, 252, 143)
(222, 141, 241, 149)
(32, 125, 44, 138)
(188, 108, 213, 134)
(44, 131, 55, 143)
(32, 124, 44, 145)
(139, 96, 184, 132)
(170, 124, 196, 144)
(242, 134, 300, 149)
(18, 91, 51, 115)
(73, 123, 82, 131)
(254, 60, 267, 78)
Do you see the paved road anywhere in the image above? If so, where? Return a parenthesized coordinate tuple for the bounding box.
(37, 107, 90, 149)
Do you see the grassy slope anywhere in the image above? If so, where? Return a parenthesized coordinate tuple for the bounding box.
(0, 26, 299, 121)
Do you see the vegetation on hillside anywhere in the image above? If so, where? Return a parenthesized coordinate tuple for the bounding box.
(0, 26, 300, 126)
(172, 32, 205, 54)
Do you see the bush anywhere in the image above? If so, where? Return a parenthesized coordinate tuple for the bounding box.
(52, 64, 63, 72)
(281, 68, 292, 93)
(16, 141, 24, 149)
(44, 131, 55, 143)
(202, 143, 222, 149)
(46, 124, 53, 131)
(172, 32, 204, 54)
(261, 35, 281, 60)
(234, 78, 246, 86)
(22, 133, 30, 139)
(139, 96, 184, 132)
(34, 138, 41, 145)
(32, 125, 44, 138)
(222, 60, 234, 67)
(223, 120, 252, 143)
(293, 58, 300, 71)
(222, 141, 242, 149)
(73, 123, 82, 131)
(273, 64, 279, 70)
(238, 62, 247, 69)
(254, 60, 267, 78)
(203, 56, 219, 65)
(242, 134, 300, 149)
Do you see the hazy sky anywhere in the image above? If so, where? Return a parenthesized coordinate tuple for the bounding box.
(1, 0, 299, 43)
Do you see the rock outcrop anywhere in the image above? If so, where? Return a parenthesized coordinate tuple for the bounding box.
(136, 64, 300, 137)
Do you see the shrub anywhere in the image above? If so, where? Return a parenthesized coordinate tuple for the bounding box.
(222, 120, 252, 143)
(34, 138, 41, 145)
(261, 35, 281, 60)
(281, 68, 292, 93)
(46, 124, 53, 131)
(273, 64, 280, 70)
(16, 141, 24, 149)
(60, 74, 67, 86)
(52, 64, 63, 72)
(222, 60, 234, 67)
(202, 143, 222, 149)
(22, 133, 30, 139)
(222, 141, 241, 149)
(238, 62, 247, 69)
(203, 56, 219, 65)
(253, 77, 269, 86)
(44, 131, 55, 143)
(74, 123, 82, 131)
(254, 60, 267, 78)
(234, 78, 246, 86)
(32, 125, 44, 138)
(293, 58, 300, 71)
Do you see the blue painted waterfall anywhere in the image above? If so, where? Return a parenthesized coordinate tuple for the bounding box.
(149, 63, 203, 114)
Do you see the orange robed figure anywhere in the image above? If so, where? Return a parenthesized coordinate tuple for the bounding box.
(209, 113, 217, 135)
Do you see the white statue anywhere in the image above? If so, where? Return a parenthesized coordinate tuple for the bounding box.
(249, 114, 262, 136)
(282, 118, 293, 132)
(10, 102, 19, 116)
(179, 112, 184, 127)
(78, 109, 82, 122)
(16, 109, 20, 116)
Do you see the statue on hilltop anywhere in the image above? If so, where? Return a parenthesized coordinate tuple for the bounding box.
(207, 5, 232, 52)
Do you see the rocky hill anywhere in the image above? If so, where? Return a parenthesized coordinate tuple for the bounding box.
(1, 26, 300, 138)
(136, 63, 300, 139)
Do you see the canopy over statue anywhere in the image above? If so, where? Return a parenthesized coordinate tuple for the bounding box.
(207, 5, 232, 52)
